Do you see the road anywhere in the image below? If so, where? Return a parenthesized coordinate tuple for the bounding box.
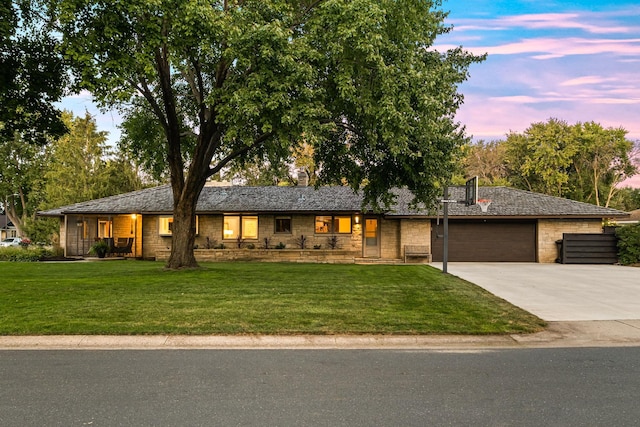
(2, 348, 639, 426)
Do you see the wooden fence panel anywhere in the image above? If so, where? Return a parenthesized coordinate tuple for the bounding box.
(561, 233, 618, 264)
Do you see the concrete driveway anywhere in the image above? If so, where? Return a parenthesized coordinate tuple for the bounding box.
(431, 263, 640, 321)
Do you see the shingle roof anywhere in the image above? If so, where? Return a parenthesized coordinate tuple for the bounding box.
(391, 186, 628, 218)
(37, 184, 628, 219)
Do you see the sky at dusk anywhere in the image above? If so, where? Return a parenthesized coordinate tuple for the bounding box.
(58, 0, 640, 187)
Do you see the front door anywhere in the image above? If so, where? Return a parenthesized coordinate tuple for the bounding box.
(363, 218, 380, 258)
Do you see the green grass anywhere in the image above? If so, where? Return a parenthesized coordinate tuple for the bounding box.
(0, 261, 546, 335)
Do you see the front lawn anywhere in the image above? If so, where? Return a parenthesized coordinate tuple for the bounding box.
(0, 261, 545, 335)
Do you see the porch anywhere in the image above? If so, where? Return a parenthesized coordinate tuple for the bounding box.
(63, 214, 141, 258)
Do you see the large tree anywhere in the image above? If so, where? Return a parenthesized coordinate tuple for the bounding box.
(0, 133, 48, 237)
(42, 111, 141, 209)
(1, 0, 68, 237)
(49, 0, 483, 269)
(503, 118, 637, 206)
(568, 122, 637, 207)
(1, 0, 67, 145)
(460, 140, 509, 186)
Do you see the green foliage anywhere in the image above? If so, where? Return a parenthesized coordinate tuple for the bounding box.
(0, 0, 67, 145)
(616, 224, 640, 265)
(0, 246, 54, 262)
(611, 187, 640, 211)
(505, 118, 577, 197)
(567, 122, 636, 207)
(22, 217, 59, 245)
(49, 0, 483, 268)
(88, 240, 109, 257)
(501, 118, 637, 207)
(459, 140, 509, 186)
(41, 111, 142, 211)
(0, 132, 48, 236)
(42, 111, 110, 208)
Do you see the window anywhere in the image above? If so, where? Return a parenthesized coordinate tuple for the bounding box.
(159, 216, 173, 236)
(224, 215, 258, 239)
(98, 220, 112, 238)
(159, 215, 198, 236)
(275, 216, 292, 234)
(315, 215, 352, 234)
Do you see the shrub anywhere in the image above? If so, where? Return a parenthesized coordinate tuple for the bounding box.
(89, 240, 109, 258)
(275, 242, 286, 249)
(262, 237, 271, 249)
(617, 223, 640, 265)
(326, 235, 340, 250)
(204, 237, 217, 249)
(0, 247, 54, 262)
(294, 234, 307, 249)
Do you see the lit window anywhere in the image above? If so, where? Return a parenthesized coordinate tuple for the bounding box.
(159, 216, 199, 236)
(98, 220, 112, 238)
(224, 216, 239, 239)
(159, 216, 173, 236)
(315, 216, 332, 234)
(224, 215, 258, 240)
(315, 215, 352, 234)
(334, 216, 352, 234)
(275, 217, 292, 234)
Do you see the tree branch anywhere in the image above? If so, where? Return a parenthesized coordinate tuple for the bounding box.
(207, 132, 274, 178)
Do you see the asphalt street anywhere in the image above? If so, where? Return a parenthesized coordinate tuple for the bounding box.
(2, 348, 639, 426)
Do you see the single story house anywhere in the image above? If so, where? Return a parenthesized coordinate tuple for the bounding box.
(38, 184, 628, 263)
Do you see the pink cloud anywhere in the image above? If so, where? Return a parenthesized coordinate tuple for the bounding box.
(454, 37, 640, 58)
(495, 13, 633, 34)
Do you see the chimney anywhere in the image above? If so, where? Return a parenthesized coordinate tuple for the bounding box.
(297, 169, 309, 187)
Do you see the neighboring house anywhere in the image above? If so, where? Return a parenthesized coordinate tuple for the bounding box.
(1, 214, 17, 241)
(38, 184, 628, 263)
(617, 208, 640, 225)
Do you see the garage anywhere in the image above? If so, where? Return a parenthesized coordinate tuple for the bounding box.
(431, 219, 537, 262)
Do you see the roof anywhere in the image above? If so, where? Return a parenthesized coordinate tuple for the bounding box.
(624, 209, 640, 222)
(414, 186, 629, 219)
(1, 215, 15, 229)
(37, 184, 629, 219)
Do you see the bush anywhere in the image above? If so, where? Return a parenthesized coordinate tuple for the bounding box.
(616, 223, 640, 265)
(326, 235, 340, 250)
(89, 240, 109, 258)
(0, 247, 54, 262)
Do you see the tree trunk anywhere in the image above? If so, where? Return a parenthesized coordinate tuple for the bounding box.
(166, 192, 200, 269)
(5, 206, 24, 237)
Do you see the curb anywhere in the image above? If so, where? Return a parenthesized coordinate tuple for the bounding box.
(2, 321, 640, 350)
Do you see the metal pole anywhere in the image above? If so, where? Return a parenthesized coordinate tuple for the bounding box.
(443, 186, 449, 274)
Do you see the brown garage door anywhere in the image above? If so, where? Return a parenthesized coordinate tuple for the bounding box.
(431, 220, 537, 262)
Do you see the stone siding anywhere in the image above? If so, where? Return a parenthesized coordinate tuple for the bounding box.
(156, 248, 360, 264)
(380, 218, 400, 259)
(145, 213, 364, 259)
(399, 219, 431, 262)
(537, 219, 604, 263)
